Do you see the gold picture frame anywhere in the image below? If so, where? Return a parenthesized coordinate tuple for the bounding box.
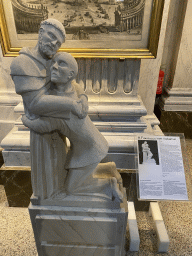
(0, 0, 164, 58)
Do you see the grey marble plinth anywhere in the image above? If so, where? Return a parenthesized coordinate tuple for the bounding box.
(29, 193, 128, 256)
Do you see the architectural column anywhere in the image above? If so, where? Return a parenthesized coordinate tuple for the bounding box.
(128, 18, 130, 30)
(139, 0, 171, 116)
(157, 0, 192, 137)
(136, 15, 138, 26)
(160, 0, 190, 111)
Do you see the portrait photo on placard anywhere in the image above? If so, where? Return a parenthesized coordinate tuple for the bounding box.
(138, 139, 159, 165)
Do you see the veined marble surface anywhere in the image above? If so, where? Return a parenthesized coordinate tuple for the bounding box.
(171, 0, 192, 89)
(138, 0, 171, 115)
(159, 0, 192, 112)
(158, 109, 192, 139)
(161, 0, 188, 90)
(29, 192, 128, 256)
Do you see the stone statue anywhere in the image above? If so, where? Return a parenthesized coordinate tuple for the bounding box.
(142, 141, 149, 162)
(10, 19, 124, 202)
(142, 141, 156, 164)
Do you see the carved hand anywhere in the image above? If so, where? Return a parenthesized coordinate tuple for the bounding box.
(22, 115, 53, 134)
(72, 97, 88, 119)
(79, 95, 89, 118)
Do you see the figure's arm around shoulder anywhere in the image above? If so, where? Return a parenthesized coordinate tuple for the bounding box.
(72, 80, 89, 118)
(72, 80, 88, 100)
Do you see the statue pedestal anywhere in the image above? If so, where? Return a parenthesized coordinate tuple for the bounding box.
(29, 193, 128, 256)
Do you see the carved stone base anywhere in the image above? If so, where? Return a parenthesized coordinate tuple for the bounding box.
(29, 193, 128, 256)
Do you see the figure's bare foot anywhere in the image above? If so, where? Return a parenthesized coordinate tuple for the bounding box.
(109, 162, 123, 184)
(94, 162, 115, 176)
(94, 162, 124, 201)
(94, 162, 123, 186)
(111, 177, 124, 202)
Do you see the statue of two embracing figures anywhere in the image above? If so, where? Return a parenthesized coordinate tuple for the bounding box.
(10, 19, 124, 203)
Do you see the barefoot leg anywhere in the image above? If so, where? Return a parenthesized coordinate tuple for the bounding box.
(111, 177, 124, 202)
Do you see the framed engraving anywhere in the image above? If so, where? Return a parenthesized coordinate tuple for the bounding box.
(0, 0, 164, 58)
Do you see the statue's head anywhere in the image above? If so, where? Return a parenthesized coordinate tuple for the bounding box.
(50, 52, 78, 84)
(38, 19, 66, 59)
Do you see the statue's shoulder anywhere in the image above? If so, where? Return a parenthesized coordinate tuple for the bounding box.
(10, 48, 40, 76)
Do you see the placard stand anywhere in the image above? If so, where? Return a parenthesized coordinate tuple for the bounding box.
(128, 133, 192, 253)
(127, 201, 170, 252)
(127, 201, 140, 251)
(149, 202, 169, 252)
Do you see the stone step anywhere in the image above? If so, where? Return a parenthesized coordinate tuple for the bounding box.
(1, 115, 162, 168)
(14, 119, 147, 133)
(14, 101, 147, 120)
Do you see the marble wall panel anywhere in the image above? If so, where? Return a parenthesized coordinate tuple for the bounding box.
(158, 0, 192, 112)
(171, 0, 192, 89)
(0, 169, 32, 207)
(159, 111, 192, 139)
(138, 0, 172, 115)
(161, 0, 188, 91)
(36, 215, 117, 245)
(0, 51, 14, 75)
(41, 244, 115, 256)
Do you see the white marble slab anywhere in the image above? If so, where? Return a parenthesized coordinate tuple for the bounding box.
(128, 202, 140, 252)
(1, 127, 30, 150)
(160, 88, 192, 111)
(29, 192, 128, 256)
(138, 0, 172, 115)
(149, 202, 169, 253)
(36, 214, 117, 245)
(160, 1, 192, 111)
(41, 244, 115, 256)
(171, 0, 192, 90)
(2, 150, 30, 167)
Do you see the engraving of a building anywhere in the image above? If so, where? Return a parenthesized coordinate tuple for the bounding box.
(114, 0, 145, 32)
(12, 0, 48, 33)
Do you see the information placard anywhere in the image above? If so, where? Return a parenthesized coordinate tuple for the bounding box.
(137, 136, 188, 201)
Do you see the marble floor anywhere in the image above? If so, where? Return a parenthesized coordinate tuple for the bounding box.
(0, 140, 192, 255)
